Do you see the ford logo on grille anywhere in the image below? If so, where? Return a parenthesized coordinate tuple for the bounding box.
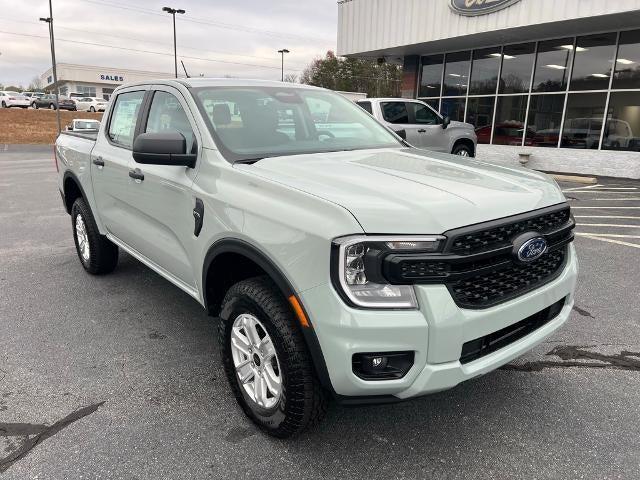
(516, 236, 548, 262)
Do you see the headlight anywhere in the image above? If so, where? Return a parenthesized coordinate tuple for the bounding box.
(332, 235, 444, 309)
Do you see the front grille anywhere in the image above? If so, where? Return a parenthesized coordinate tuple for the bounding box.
(449, 249, 566, 308)
(449, 208, 570, 255)
(380, 203, 574, 309)
(459, 297, 566, 364)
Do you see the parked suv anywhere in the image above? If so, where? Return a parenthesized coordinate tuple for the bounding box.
(357, 98, 477, 156)
(56, 79, 577, 437)
(34, 94, 77, 110)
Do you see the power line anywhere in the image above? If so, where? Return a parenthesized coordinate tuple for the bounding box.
(77, 0, 332, 43)
(0, 17, 309, 68)
(0, 30, 306, 72)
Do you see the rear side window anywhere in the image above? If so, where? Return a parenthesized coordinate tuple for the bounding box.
(357, 101, 373, 114)
(145, 91, 195, 152)
(107, 91, 145, 148)
(381, 102, 409, 124)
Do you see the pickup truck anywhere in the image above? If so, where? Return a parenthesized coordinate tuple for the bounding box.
(56, 78, 577, 438)
(356, 97, 477, 156)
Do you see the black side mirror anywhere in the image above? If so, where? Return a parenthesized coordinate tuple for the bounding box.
(132, 131, 196, 168)
(442, 116, 451, 129)
(394, 129, 407, 140)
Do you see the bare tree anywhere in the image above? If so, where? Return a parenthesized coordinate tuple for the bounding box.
(27, 76, 43, 91)
(283, 73, 298, 83)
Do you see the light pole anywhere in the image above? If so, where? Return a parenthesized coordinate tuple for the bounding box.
(39, 0, 61, 134)
(277, 49, 290, 82)
(162, 6, 185, 78)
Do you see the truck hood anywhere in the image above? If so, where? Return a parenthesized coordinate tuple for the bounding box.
(237, 148, 565, 234)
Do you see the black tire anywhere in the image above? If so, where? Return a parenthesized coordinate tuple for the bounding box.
(452, 142, 474, 157)
(34, 103, 39, 109)
(71, 198, 118, 275)
(1, 101, 6, 108)
(90, 106, 95, 112)
(219, 276, 328, 438)
(49, 103, 56, 110)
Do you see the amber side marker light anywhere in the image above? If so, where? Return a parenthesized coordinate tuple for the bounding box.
(288, 295, 310, 328)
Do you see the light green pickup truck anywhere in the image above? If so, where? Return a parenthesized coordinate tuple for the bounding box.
(56, 79, 577, 437)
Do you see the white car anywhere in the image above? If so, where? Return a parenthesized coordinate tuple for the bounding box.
(0, 91, 31, 108)
(74, 97, 107, 112)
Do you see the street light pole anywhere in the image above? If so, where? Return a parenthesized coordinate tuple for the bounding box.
(277, 49, 290, 82)
(162, 6, 185, 78)
(39, 0, 61, 134)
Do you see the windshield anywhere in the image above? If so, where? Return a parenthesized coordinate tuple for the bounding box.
(191, 86, 401, 162)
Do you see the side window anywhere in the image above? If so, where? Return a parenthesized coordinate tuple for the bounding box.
(381, 102, 409, 124)
(357, 101, 373, 114)
(107, 91, 145, 148)
(145, 91, 195, 152)
(411, 103, 439, 125)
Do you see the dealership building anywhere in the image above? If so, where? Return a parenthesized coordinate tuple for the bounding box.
(40, 63, 174, 101)
(338, 0, 640, 178)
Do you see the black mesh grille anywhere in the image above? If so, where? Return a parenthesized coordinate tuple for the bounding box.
(449, 208, 570, 255)
(449, 249, 566, 308)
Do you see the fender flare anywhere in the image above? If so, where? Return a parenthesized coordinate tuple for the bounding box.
(202, 238, 334, 393)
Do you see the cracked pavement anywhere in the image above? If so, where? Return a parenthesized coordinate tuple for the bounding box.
(1, 146, 639, 479)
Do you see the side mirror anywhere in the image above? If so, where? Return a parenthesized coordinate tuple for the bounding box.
(132, 131, 196, 168)
(394, 129, 407, 140)
(442, 116, 451, 129)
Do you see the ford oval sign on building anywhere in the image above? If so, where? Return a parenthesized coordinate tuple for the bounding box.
(449, 0, 521, 16)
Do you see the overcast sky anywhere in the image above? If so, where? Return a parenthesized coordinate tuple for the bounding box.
(0, 0, 338, 87)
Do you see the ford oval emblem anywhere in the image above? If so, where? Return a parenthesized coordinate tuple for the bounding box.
(449, 0, 521, 16)
(517, 237, 548, 262)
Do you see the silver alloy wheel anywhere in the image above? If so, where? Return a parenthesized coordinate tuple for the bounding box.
(230, 313, 282, 409)
(457, 149, 470, 156)
(75, 214, 90, 262)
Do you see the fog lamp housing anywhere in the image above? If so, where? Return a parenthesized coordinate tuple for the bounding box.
(352, 351, 415, 380)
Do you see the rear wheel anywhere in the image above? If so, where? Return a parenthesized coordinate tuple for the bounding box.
(1, 101, 6, 108)
(452, 143, 474, 157)
(71, 198, 118, 275)
(49, 103, 56, 110)
(219, 276, 328, 438)
(89, 106, 96, 112)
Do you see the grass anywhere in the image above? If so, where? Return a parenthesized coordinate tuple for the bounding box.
(0, 108, 104, 144)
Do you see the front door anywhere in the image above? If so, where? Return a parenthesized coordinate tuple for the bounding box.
(405, 101, 448, 152)
(122, 86, 201, 290)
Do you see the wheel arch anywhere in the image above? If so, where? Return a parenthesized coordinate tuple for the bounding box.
(62, 170, 88, 214)
(202, 238, 334, 392)
(451, 137, 476, 157)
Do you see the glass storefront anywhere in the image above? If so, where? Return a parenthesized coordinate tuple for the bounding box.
(417, 29, 640, 152)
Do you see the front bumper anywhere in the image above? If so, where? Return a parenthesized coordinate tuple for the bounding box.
(301, 244, 578, 399)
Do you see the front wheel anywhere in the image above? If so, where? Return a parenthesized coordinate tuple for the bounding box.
(89, 106, 95, 112)
(219, 276, 328, 438)
(49, 103, 56, 110)
(452, 143, 474, 157)
(1, 101, 6, 108)
(71, 198, 118, 274)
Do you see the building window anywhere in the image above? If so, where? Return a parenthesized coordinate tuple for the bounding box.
(47, 76, 52, 84)
(561, 93, 607, 149)
(77, 85, 97, 97)
(493, 95, 528, 145)
(102, 88, 115, 101)
(443, 51, 471, 97)
(613, 29, 640, 89)
(466, 97, 494, 144)
(469, 47, 501, 95)
(59, 86, 68, 96)
(499, 43, 536, 94)
(569, 33, 617, 91)
(527, 94, 565, 148)
(419, 55, 443, 97)
(440, 97, 465, 122)
(602, 91, 640, 151)
(532, 38, 573, 92)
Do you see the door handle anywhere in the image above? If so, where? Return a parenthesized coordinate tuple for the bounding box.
(128, 168, 144, 182)
(92, 157, 104, 167)
(417, 129, 427, 133)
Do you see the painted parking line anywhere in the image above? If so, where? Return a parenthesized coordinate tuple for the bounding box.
(576, 233, 640, 249)
(576, 224, 640, 228)
(574, 215, 640, 219)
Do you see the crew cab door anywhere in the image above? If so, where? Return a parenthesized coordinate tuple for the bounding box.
(122, 86, 201, 290)
(90, 87, 147, 242)
(405, 101, 448, 152)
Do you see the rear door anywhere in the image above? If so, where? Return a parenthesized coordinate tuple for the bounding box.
(379, 101, 419, 142)
(90, 87, 147, 242)
(121, 85, 201, 289)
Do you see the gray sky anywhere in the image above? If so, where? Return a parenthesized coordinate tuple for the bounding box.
(0, 0, 338, 87)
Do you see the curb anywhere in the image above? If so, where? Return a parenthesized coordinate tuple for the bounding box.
(549, 174, 598, 185)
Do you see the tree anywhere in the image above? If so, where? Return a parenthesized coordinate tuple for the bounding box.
(300, 50, 401, 97)
(283, 73, 298, 83)
(27, 76, 43, 91)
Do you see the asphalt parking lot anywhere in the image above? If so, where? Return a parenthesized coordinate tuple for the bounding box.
(1, 145, 639, 479)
